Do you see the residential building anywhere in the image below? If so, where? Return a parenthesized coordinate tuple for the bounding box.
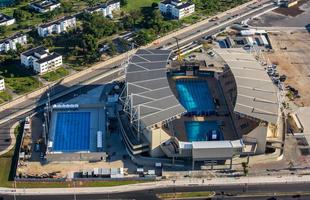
(86, 0, 120, 18)
(0, 13, 15, 26)
(159, 0, 195, 19)
(0, 33, 27, 53)
(38, 16, 76, 37)
(21, 46, 62, 74)
(0, 79, 5, 91)
(29, 0, 61, 13)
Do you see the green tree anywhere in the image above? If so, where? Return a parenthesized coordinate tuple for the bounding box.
(82, 13, 118, 39)
(118, 38, 130, 52)
(129, 10, 142, 27)
(42, 37, 53, 48)
(120, 0, 128, 6)
(13, 9, 30, 21)
(107, 41, 117, 56)
(134, 29, 156, 46)
(81, 34, 98, 52)
(0, 26, 8, 36)
(242, 162, 249, 176)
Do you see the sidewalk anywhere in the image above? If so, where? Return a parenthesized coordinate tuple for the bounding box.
(1, 174, 309, 195)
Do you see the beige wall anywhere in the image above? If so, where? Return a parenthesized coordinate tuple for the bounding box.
(143, 125, 172, 157)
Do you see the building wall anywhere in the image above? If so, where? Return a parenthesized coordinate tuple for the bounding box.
(149, 126, 171, 157)
(192, 147, 234, 160)
(21, 54, 31, 67)
(0, 18, 15, 26)
(159, 2, 195, 19)
(33, 55, 62, 74)
(0, 79, 5, 91)
(30, 1, 61, 13)
(38, 17, 76, 37)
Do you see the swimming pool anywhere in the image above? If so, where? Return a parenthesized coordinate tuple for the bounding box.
(185, 121, 223, 142)
(53, 112, 91, 152)
(176, 79, 215, 114)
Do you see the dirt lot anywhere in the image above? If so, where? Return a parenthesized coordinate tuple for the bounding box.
(274, 0, 308, 17)
(264, 30, 310, 106)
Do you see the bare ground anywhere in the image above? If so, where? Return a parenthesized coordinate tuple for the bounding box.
(264, 30, 310, 106)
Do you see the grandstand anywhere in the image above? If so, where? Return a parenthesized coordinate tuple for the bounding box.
(118, 48, 281, 168)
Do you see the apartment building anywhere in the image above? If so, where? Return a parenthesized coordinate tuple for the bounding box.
(29, 0, 61, 13)
(38, 16, 76, 37)
(21, 46, 62, 74)
(0, 13, 15, 26)
(86, 0, 120, 18)
(159, 0, 195, 19)
(0, 33, 27, 53)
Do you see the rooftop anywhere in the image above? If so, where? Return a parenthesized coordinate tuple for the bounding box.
(0, 13, 13, 23)
(86, 0, 119, 12)
(21, 46, 47, 57)
(160, 0, 194, 9)
(0, 33, 25, 44)
(214, 48, 279, 124)
(31, 0, 60, 9)
(39, 16, 75, 28)
(35, 52, 61, 64)
(126, 49, 186, 128)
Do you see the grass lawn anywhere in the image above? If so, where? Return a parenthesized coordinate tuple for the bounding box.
(79, 180, 149, 187)
(41, 67, 69, 82)
(16, 180, 149, 188)
(5, 77, 42, 95)
(0, 90, 12, 104)
(0, 60, 42, 94)
(0, 125, 22, 188)
(123, 0, 161, 11)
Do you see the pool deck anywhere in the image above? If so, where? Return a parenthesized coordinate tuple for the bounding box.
(167, 75, 236, 142)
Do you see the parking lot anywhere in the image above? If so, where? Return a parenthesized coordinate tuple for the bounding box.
(248, 0, 310, 27)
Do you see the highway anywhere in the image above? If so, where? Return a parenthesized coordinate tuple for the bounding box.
(1, 182, 310, 200)
(0, 1, 275, 151)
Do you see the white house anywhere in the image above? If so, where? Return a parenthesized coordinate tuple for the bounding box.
(21, 46, 62, 74)
(0, 33, 27, 53)
(0, 13, 15, 26)
(29, 0, 61, 13)
(0, 79, 5, 91)
(38, 16, 76, 37)
(159, 0, 195, 19)
(86, 0, 120, 18)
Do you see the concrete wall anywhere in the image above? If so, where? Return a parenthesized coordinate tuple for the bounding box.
(149, 127, 171, 157)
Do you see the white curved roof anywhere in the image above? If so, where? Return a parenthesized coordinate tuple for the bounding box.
(126, 49, 186, 128)
(214, 48, 279, 124)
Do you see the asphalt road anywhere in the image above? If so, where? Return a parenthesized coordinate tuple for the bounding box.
(0, 1, 275, 150)
(1, 182, 310, 200)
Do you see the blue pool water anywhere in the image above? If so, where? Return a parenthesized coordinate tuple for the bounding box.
(176, 79, 215, 114)
(185, 121, 223, 142)
(53, 112, 91, 152)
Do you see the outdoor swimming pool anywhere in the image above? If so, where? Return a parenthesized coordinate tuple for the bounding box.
(176, 79, 215, 114)
(53, 112, 91, 152)
(185, 121, 223, 142)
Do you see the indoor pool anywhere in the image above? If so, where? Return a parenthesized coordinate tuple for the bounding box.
(53, 112, 91, 152)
